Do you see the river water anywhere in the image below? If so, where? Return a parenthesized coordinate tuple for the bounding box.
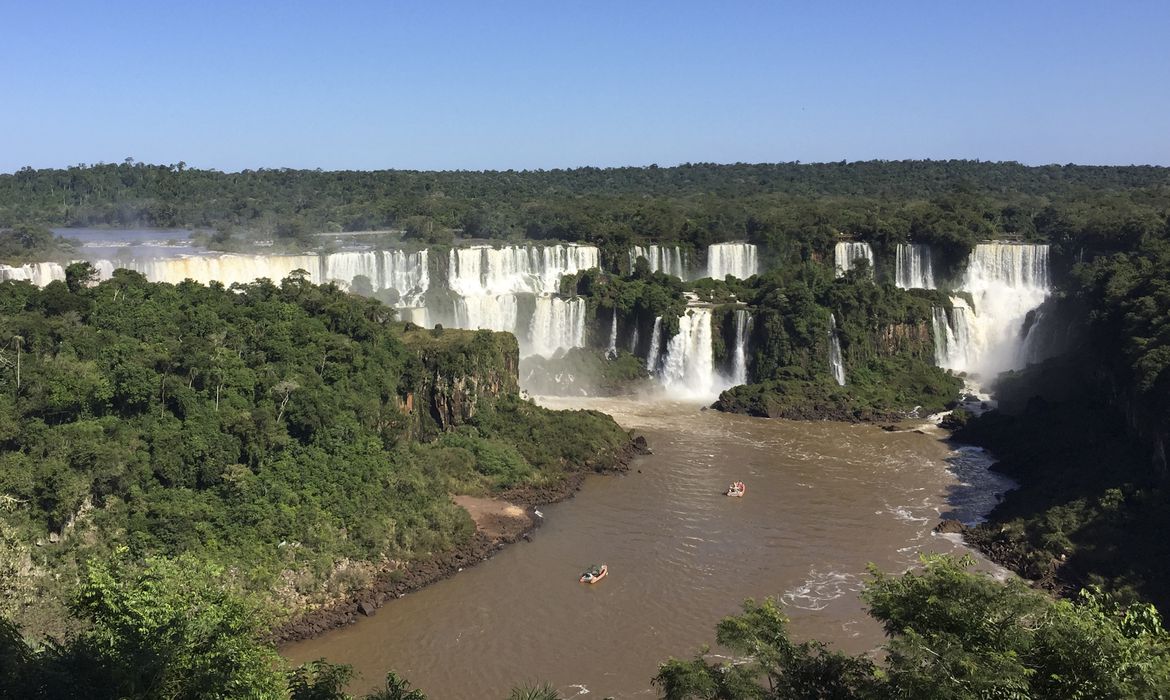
(283, 396, 1011, 699)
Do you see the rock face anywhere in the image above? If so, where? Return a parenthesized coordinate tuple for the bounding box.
(878, 321, 933, 360)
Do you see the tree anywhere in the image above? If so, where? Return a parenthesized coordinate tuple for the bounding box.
(654, 556, 1170, 699)
(64, 551, 287, 699)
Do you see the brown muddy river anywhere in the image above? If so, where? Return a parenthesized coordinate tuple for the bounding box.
(283, 396, 1011, 699)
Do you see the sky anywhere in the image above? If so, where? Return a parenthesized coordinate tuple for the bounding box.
(2, 1, 1169, 172)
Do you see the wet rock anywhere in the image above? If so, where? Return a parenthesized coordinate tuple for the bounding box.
(934, 519, 966, 534)
(633, 435, 651, 453)
(357, 600, 375, 617)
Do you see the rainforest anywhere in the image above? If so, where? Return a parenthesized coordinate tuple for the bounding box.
(2, 160, 1170, 698)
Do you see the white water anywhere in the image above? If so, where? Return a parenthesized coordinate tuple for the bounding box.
(894, 243, 934, 289)
(629, 245, 688, 279)
(659, 308, 717, 398)
(705, 243, 759, 280)
(607, 309, 618, 357)
(646, 317, 663, 373)
(0, 262, 66, 286)
(933, 244, 1051, 380)
(932, 299, 975, 371)
(529, 297, 586, 358)
(730, 309, 752, 386)
(828, 314, 847, 386)
(443, 244, 597, 357)
(834, 242, 874, 277)
(323, 250, 430, 304)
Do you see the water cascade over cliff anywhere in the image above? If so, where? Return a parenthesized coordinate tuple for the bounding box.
(607, 309, 618, 358)
(529, 297, 587, 357)
(629, 245, 688, 279)
(444, 244, 598, 356)
(0, 262, 66, 286)
(932, 244, 1051, 379)
(659, 308, 717, 398)
(834, 242, 874, 277)
(894, 244, 935, 289)
(323, 250, 430, 302)
(646, 316, 664, 373)
(706, 243, 759, 280)
(730, 309, 753, 386)
(828, 313, 847, 386)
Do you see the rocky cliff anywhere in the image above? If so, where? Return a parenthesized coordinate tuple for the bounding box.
(401, 327, 520, 438)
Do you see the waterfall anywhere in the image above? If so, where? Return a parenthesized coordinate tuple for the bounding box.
(629, 245, 688, 279)
(0, 262, 66, 286)
(828, 314, 847, 386)
(607, 309, 618, 357)
(729, 309, 752, 386)
(706, 243, 759, 280)
(933, 244, 1051, 379)
(529, 297, 586, 357)
(834, 242, 874, 277)
(98, 254, 323, 287)
(660, 308, 717, 398)
(932, 300, 975, 371)
(323, 250, 429, 297)
(629, 324, 640, 355)
(445, 243, 599, 357)
(895, 243, 935, 289)
(646, 316, 663, 373)
(448, 244, 598, 296)
(452, 293, 519, 335)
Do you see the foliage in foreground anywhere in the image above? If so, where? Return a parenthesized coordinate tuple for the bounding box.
(654, 555, 1170, 699)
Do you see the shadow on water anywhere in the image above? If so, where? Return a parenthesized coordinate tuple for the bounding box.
(939, 441, 1017, 525)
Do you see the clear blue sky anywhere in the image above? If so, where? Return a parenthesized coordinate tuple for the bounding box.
(2, 1, 1168, 172)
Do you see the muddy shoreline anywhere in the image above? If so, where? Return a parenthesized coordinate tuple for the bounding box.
(271, 438, 647, 646)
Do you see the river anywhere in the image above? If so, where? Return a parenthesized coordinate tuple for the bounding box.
(282, 395, 1012, 699)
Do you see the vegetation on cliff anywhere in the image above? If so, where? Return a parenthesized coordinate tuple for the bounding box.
(0, 271, 632, 638)
(713, 263, 961, 420)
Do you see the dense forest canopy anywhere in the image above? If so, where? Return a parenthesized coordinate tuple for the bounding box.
(2, 161, 1168, 265)
(0, 269, 631, 638)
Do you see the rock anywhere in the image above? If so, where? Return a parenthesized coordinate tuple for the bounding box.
(880, 424, 899, 432)
(357, 600, 375, 617)
(633, 435, 650, 453)
(934, 519, 966, 534)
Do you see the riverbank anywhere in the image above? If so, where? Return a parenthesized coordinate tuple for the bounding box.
(271, 437, 647, 645)
(951, 396, 1170, 612)
(280, 395, 1010, 698)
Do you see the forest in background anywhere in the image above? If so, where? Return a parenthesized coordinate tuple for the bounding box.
(2, 160, 1168, 273)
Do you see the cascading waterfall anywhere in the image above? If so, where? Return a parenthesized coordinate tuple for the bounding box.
(123, 254, 323, 287)
(834, 242, 874, 277)
(446, 244, 599, 357)
(629, 324, 640, 355)
(828, 314, 847, 386)
(646, 317, 663, 373)
(932, 300, 975, 371)
(607, 309, 618, 357)
(933, 243, 1051, 379)
(660, 308, 717, 398)
(529, 297, 586, 358)
(7, 244, 593, 359)
(729, 309, 753, 386)
(629, 245, 688, 279)
(895, 243, 934, 289)
(323, 250, 429, 301)
(0, 262, 66, 286)
(706, 243, 759, 280)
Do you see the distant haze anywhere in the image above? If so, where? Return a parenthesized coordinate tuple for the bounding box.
(3, 2, 1169, 171)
